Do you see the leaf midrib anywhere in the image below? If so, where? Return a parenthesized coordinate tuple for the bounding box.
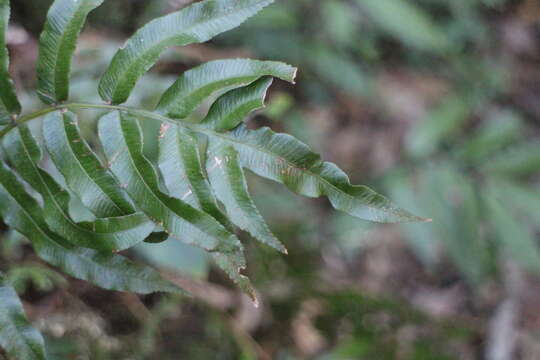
(4, 102, 402, 218)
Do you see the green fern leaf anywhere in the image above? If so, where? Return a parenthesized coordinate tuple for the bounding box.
(0, 161, 182, 294)
(0, 0, 20, 124)
(99, 0, 275, 105)
(42, 110, 137, 218)
(201, 77, 274, 132)
(3, 125, 154, 252)
(158, 124, 231, 228)
(0, 0, 429, 352)
(157, 59, 296, 119)
(98, 111, 256, 298)
(37, 0, 104, 104)
(0, 273, 46, 360)
(157, 121, 257, 300)
(207, 145, 286, 253)
(197, 124, 425, 223)
(98, 111, 242, 253)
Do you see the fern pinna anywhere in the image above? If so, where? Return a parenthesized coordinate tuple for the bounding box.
(0, 0, 425, 357)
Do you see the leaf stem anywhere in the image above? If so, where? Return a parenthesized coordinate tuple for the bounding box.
(0, 102, 181, 140)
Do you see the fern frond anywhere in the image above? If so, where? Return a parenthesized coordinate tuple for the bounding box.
(42, 111, 137, 218)
(99, 0, 275, 104)
(159, 124, 232, 228)
(0, 161, 182, 294)
(207, 145, 286, 253)
(0, 0, 425, 354)
(2, 125, 154, 252)
(98, 112, 256, 293)
(203, 124, 425, 223)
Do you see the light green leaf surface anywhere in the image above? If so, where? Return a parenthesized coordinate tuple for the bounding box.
(135, 239, 209, 278)
(99, 111, 255, 299)
(197, 124, 424, 223)
(3, 125, 153, 252)
(0, 161, 182, 294)
(157, 58, 295, 118)
(99, 111, 242, 253)
(99, 0, 275, 104)
(0, 273, 47, 360)
(201, 77, 274, 131)
(158, 124, 231, 228)
(206, 145, 286, 253)
(43, 110, 136, 218)
(0, 0, 21, 124)
(37, 0, 104, 103)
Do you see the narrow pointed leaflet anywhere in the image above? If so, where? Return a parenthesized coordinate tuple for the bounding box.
(37, 0, 104, 103)
(201, 77, 274, 132)
(0, 161, 182, 294)
(0, 0, 21, 124)
(197, 124, 425, 223)
(99, 111, 256, 298)
(2, 125, 153, 252)
(157, 59, 296, 119)
(159, 123, 231, 227)
(43, 110, 137, 218)
(207, 145, 286, 253)
(99, 0, 275, 104)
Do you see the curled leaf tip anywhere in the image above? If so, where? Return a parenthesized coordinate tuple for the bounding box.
(291, 67, 298, 84)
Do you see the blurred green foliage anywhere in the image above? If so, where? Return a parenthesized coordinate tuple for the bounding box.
(390, 107, 540, 284)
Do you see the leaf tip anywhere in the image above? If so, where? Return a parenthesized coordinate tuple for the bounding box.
(291, 67, 298, 84)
